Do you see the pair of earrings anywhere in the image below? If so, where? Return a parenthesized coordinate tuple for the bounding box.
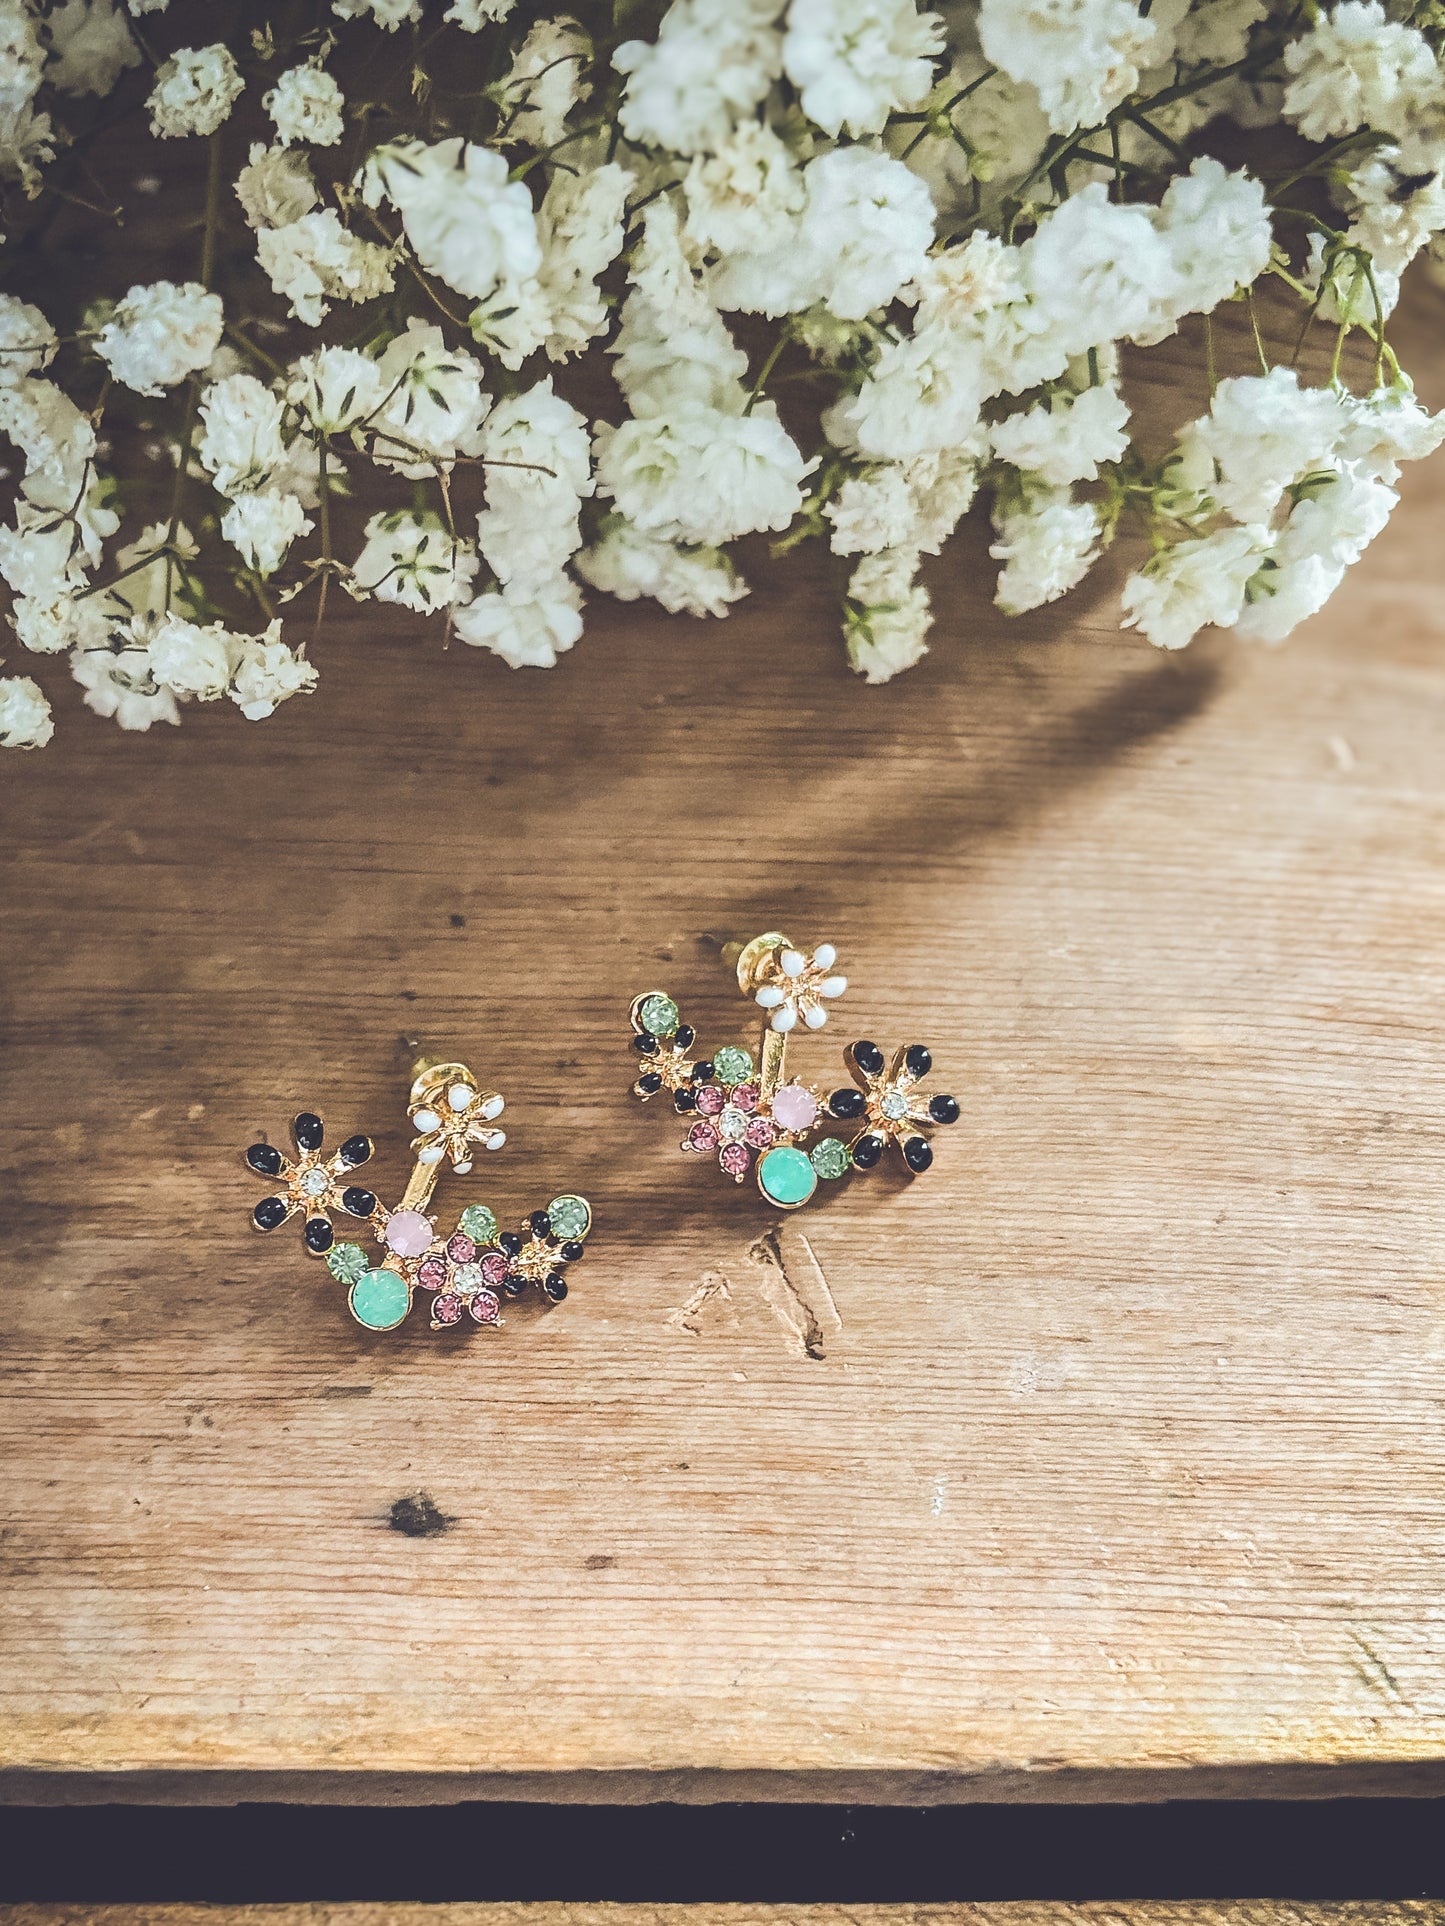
(244, 933, 955, 1335)
(244, 1056, 591, 1334)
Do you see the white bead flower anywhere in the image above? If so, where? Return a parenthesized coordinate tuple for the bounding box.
(409, 1081, 506, 1173)
(754, 943, 849, 1033)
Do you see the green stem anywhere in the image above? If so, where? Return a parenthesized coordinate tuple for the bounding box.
(224, 323, 286, 379)
(200, 127, 223, 287)
(311, 442, 333, 653)
(509, 117, 607, 179)
(744, 331, 789, 414)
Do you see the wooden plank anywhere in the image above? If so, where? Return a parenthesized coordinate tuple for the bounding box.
(4, 270, 1445, 1802)
(5, 1907, 1445, 1925)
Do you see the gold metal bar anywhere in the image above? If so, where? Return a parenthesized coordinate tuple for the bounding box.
(397, 1156, 441, 1215)
(759, 1025, 788, 1102)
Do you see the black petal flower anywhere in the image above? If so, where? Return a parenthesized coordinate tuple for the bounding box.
(836, 1042, 957, 1177)
(243, 1109, 383, 1255)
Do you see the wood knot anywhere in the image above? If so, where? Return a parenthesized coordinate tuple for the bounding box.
(388, 1490, 450, 1537)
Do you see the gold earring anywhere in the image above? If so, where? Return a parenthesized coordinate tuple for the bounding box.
(627, 933, 958, 1211)
(244, 1055, 592, 1333)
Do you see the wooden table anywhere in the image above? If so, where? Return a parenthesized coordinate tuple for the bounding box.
(4, 279, 1445, 1809)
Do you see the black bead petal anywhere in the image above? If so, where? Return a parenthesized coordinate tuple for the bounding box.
(632, 1032, 657, 1054)
(691, 1060, 714, 1083)
(560, 1240, 585, 1263)
(502, 1272, 527, 1298)
(543, 1272, 569, 1302)
(341, 1185, 377, 1217)
(674, 1024, 696, 1051)
(673, 1087, 696, 1112)
(338, 1133, 373, 1168)
(904, 1044, 933, 1079)
(928, 1093, 960, 1125)
(828, 1086, 867, 1119)
(637, 1071, 663, 1095)
(498, 1230, 523, 1257)
(903, 1135, 934, 1173)
(252, 1196, 288, 1231)
(293, 1111, 324, 1153)
(530, 1210, 553, 1238)
(851, 1041, 886, 1077)
(303, 1215, 334, 1254)
(246, 1142, 284, 1176)
(851, 1132, 886, 1169)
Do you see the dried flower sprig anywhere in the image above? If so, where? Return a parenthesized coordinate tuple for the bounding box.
(4, 0, 1445, 750)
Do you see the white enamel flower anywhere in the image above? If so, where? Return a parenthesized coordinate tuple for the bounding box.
(754, 942, 849, 1033)
(409, 1081, 506, 1173)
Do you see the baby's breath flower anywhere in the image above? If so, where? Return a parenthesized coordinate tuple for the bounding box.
(0, 672, 53, 748)
(235, 141, 319, 230)
(349, 510, 478, 613)
(265, 63, 345, 148)
(147, 43, 243, 138)
(93, 280, 224, 396)
(48, 0, 142, 99)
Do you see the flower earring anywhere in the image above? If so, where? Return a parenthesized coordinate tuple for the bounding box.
(628, 932, 959, 1212)
(244, 1055, 592, 1333)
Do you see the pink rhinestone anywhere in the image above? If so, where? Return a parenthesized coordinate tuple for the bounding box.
(688, 1119, 720, 1152)
(384, 1209, 434, 1258)
(480, 1250, 509, 1284)
(416, 1255, 448, 1292)
(719, 1142, 751, 1179)
(470, 1289, 502, 1326)
(433, 1292, 464, 1326)
(731, 1082, 760, 1113)
(694, 1082, 725, 1116)
(446, 1233, 477, 1264)
(771, 1083, 817, 1133)
(745, 1117, 776, 1150)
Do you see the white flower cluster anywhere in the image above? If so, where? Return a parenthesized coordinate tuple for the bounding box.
(3, 0, 1445, 749)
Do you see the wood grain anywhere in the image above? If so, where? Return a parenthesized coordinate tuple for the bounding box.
(3, 273, 1445, 1803)
(5, 1908, 1445, 1925)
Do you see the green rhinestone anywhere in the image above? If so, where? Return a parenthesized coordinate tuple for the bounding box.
(712, 1045, 753, 1086)
(458, 1203, 499, 1245)
(758, 1144, 818, 1209)
(639, 993, 679, 1038)
(326, 1242, 369, 1285)
(810, 1137, 852, 1181)
(547, 1194, 591, 1241)
(348, 1267, 412, 1332)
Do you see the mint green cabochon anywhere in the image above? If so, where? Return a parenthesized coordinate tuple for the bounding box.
(712, 1045, 753, 1085)
(547, 1194, 591, 1241)
(458, 1203, 499, 1245)
(810, 1137, 852, 1180)
(326, 1241, 370, 1285)
(349, 1267, 412, 1331)
(638, 993, 679, 1037)
(758, 1144, 818, 1208)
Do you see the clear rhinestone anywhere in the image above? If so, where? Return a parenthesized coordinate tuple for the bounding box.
(453, 1263, 484, 1292)
(718, 1106, 748, 1142)
(880, 1090, 909, 1121)
(299, 1168, 330, 1198)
